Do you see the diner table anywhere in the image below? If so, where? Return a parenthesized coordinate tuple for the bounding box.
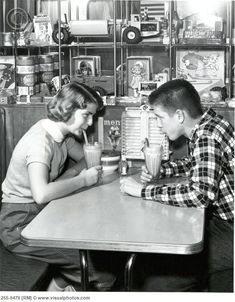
(21, 171, 205, 291)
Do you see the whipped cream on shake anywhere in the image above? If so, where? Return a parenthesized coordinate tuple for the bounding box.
(83, 142, 102, 168)
(144, 144, 162, 177)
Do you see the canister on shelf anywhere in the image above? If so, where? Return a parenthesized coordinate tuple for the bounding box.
(16, 55, 35, 95)
(52, 52, 60, 77)
(46, 52, 65, 77)
(0, 32, 15, 46)
(38, 54, 54, 83)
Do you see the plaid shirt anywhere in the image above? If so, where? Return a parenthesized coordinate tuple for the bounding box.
(141, 108, 234, 222)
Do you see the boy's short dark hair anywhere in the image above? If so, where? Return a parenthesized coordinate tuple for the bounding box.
(148, 79, 203, 118)
(47, 82, 103, 122)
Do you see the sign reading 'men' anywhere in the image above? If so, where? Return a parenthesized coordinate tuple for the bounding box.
(98, 107, 125, 151)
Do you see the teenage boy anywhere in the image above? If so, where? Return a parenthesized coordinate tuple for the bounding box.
(120, 79, 234, 292)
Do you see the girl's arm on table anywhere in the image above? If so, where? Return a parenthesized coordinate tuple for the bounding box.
(28, 162, 101, 204)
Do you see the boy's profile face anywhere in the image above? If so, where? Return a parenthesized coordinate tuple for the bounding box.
(153, 105, 184, 141)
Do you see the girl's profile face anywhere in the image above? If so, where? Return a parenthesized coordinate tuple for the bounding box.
(70, 103, 97, 137)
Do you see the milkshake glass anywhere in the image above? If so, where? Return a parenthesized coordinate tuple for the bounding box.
(143, 144, 162, 177)
(83, 142, 102, 168)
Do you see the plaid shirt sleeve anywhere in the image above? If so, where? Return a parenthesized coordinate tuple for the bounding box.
(160, 157, 191, 178)
(142, 135, 222, 208)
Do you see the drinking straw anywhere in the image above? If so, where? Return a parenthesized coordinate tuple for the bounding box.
(83, 130, 88, 145)
(145, 137, 150, 147)
(141, 138, 149, 152)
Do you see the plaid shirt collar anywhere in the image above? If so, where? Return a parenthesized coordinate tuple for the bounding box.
(188, 108, 216, 141)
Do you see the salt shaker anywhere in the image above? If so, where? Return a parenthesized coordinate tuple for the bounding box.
(119, 154, 129, 176)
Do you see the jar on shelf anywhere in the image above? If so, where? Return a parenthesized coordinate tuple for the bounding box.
(38, 54, 54, 92)
(16, 56, 35, 96)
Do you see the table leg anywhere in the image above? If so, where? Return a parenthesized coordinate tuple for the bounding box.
(124, 253, 137, 291)
(79, 250, 89, 291)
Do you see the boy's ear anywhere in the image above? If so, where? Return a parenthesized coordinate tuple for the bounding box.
(175, 109, 185, 124)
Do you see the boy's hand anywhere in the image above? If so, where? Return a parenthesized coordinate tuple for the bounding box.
(120, 177, 143, 197)
(140, 165, 153, 183)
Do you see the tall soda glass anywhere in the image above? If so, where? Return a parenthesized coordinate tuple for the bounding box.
(143, 144, 162, 178)
(83, 142, 102, 168)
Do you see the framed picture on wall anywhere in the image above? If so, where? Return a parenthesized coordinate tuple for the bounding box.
(72, 56, 96, 77)
(176, 50, 225, 94)
(127, 56, 153, 97)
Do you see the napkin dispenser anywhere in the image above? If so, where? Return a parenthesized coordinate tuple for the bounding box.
(121, 105, 169, 161)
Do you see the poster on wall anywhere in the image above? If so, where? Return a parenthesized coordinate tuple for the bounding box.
(176, 50, 225, 94)
(0, 56, 15, 90)
(98, 107, 125, 152)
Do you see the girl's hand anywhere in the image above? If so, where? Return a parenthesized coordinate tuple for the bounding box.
(120, 177, 143, 197)
(140, 165, 153, 183)
(80, 166, 102, 187)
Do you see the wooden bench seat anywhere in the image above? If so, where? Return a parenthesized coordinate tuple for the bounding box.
(0, 240, 51, 291)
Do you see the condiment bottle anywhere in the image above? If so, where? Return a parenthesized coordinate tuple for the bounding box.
(119, 154, 129, 176)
